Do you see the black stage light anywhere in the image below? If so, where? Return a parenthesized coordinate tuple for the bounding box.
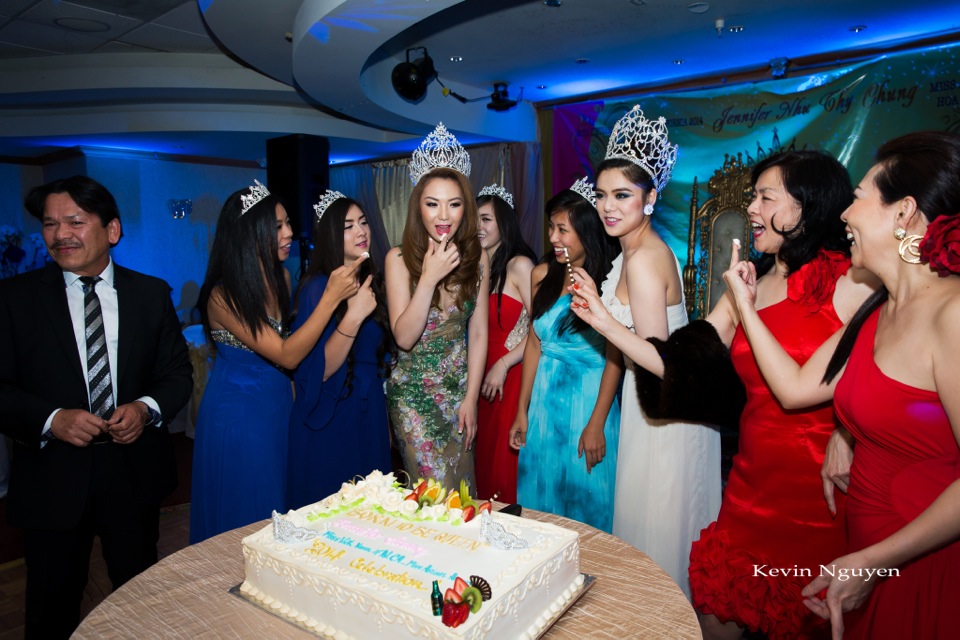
(487, 82, 518, 111)
(391, 47, 436, 102)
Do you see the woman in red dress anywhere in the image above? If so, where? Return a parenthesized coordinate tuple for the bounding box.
(474, 184, 536, 502)
(572, 150, 878, 638)
(726, 131, 960, 639)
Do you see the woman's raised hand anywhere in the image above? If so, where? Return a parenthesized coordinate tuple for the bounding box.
(325, 254, 366, 304)
(568, 267, 614, 332)
(722, 239, 758, 308)
(421, 235, 461, 286)
(346, 274, 377, 321)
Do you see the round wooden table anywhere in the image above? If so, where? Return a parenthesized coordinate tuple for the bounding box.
(74, 509, 701, 639)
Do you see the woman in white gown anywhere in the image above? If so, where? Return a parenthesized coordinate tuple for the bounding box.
(572, 106, 721, 597)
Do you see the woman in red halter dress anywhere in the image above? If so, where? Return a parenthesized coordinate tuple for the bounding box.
(726, 131, 960, 639)
(474, 185, 536, 503)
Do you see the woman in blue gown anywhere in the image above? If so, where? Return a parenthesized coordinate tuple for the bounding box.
(287, 192, 396, 508)
(509, 182, 622, 532)
(190, 181, 363, 543)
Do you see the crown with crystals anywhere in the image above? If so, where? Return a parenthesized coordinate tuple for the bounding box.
(313, 189, 346, 222)
(409, 122, 472, 185)
(240, 179, 270, 215)
(570, 177, 596, 208)
(478, 183, 514, 209)
(604, 105, 679, 193)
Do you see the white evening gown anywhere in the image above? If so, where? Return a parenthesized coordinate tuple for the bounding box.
(602, 253, 721, 599)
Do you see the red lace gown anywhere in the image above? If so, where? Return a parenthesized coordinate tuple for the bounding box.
(475, 293, 524, 503)
(689, 251, 851, 639)
(833, 307, 960, 639)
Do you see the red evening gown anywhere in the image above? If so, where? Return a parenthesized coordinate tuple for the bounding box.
(475, 293, 524, 502)
(689, 251, 851, 639)
(833, 307, 960, 639)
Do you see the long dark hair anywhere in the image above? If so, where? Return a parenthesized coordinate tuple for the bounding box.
(296, 197, 396, 388)
(749, 150, 853, 277)
(531, 189, 619, 335)
(401, 168, 482, 310)
(477, 193, 536, 329)
(823, 130, 960, 383)
(198, 187, 290, 350)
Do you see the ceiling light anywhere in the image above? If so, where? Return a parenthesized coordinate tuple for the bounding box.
(850, 25, 868, 33)
(687, 2, 710, 13)
(544, 0, 562, 6)
(54, 18, 110, 32)
(728, 26, 744, 33)
(536, 85, 547, 89)
(449, 56, 463, 62)
(715, 18, 724, 37)
(575, 58, 590, 64)
(488, 83, 520, 112)
(391, 47, 436, 102)
(674, 59, 684, 65)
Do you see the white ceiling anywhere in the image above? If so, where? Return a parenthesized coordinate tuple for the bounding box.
(1, 0, 958, 165)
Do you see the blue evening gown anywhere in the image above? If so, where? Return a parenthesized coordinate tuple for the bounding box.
(190, 318, 292, 543)
(516, 294, 620, 532)
(287, 274, 392, 509)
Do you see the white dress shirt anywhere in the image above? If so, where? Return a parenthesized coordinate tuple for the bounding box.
(42, 259, 161, 441)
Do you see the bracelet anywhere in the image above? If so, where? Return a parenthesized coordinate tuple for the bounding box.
(336, 327, 357, 339)
(499, 359, 509, 377)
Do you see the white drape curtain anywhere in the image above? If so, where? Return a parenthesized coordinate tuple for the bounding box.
(330, 141, 543, 253)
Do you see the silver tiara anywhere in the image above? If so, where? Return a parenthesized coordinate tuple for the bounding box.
(240, 179, 270, 215)
(478, 183, 514, 209)
(313, 189, 346, 222)
(604, 105, 679, 193)
(570, 177, 596, 208)
(409, 122, 472, 185)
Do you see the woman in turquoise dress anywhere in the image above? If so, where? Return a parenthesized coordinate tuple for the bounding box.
(287, 192, 395, 509)
(509, 182, 622, 531)
(385, 133, 489, 492)
(190, 181, 362, 543)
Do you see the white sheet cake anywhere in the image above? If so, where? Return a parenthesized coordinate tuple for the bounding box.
(240, 471, 583, 639)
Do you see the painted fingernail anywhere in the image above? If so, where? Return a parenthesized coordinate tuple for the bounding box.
(733, 238, 741, 247)
(573, 283, 579, 290)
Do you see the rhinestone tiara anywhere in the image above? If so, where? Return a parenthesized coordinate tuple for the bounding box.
(240, 179, 270, 215)
(570, 176, 596, 208)
(478, 183, 514, 209)
(409, 122, 472, 185)
(313, 189, 346, 222)
(604, 105, 679, 193)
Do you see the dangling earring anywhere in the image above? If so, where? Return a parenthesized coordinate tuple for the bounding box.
(894, 227, 922, 264)
(643, 203, 654, 216)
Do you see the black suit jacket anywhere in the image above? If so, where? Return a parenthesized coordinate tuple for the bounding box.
(0, 262, 192, 530)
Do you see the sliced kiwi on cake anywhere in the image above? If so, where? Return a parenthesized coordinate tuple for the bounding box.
(460, 586, 483, 613)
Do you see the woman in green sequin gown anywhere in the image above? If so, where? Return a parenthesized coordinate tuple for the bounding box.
(385, 167, 489, 492)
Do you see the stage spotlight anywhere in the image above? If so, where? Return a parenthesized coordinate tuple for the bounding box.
(391, 47, 436, 102)
(487, 82, 519, 111)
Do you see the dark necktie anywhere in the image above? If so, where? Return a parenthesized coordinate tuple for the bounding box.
(80, 276, 114, 419)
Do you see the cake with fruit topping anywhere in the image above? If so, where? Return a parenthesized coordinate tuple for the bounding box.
(240, 470, 583, 639)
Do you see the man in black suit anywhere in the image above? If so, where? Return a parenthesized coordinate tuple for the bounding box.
(0, 176, 192, 638)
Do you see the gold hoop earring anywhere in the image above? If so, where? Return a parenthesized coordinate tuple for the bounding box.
(894, 227, 922, 264)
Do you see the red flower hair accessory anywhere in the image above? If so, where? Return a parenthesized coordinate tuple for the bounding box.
(919, 214, 960, 277)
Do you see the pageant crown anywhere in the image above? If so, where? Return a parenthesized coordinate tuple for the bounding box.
(570, 177, 597, 208)
(604, 105, 679, 193)
(313, 189, 346, 222)
(478, 183, 514, 209)
(409, 122, 472, 185)
(240, 179, 270, 215)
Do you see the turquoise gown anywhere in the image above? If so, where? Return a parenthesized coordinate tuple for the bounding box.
(516, 294, 620, 532)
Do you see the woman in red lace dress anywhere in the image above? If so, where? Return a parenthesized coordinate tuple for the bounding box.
(726, 131, 960, 639)
(474, 185, 536, 502)
(573, 150, 878, 638)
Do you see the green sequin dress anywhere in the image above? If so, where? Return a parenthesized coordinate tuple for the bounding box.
(387, 299, 476, 492)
